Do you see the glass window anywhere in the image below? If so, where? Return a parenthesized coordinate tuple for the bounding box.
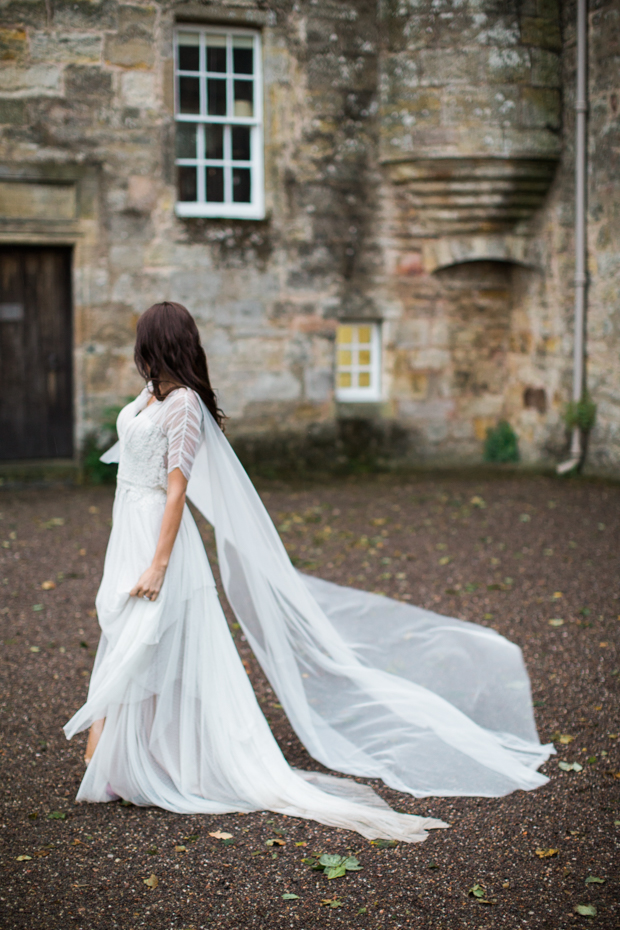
(174, 27, 264, 219)
(335, 322, 381, 402)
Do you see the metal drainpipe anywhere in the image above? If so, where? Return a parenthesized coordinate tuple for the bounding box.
(557, 0, 588, 475)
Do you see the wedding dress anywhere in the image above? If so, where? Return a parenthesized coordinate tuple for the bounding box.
(64, 385, 553, 841)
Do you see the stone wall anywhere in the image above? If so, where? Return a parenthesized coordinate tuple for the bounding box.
(0, 0, 617, 473)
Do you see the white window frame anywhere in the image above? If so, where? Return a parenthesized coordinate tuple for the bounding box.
(173, 24, 265, 220)
(335, 322, 382, 402)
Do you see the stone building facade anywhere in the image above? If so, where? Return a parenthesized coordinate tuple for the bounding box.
(0, 0, 618, 473)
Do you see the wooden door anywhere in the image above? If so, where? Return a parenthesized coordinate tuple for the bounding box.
(0, 246, 73, 459)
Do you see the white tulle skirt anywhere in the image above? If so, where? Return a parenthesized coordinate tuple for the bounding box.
(64, 485, 447, 842)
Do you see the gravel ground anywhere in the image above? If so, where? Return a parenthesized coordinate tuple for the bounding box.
(1, 473, 619, 930)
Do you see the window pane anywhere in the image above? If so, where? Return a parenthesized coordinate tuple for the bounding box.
(179, 76, 200, 114)
(177, 166, 197, 202)
(175, 122, 197, 159)
(338, 349, 352, 367)
(233, 80, 253, 117)
(358, 372, 371, 388)
(337, 325, 353, 345)
(232, 167, 251, 203)
(178, 33, 200, 71)
(208, 79, 227, 116)
(358, 325, 371, 343)
(205, 124, 224, 160)
(233, 37, 253, 74)
(206, 166, 224, 202)
(338, 372, 352, 388)
(206, 34, 226, 72)
(232, 125, 251, 161)
(358, 349, 371, 366)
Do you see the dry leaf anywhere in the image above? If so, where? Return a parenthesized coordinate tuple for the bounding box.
(16, 855, 32, 861)
(143, 874, 159, 889)
(558, 734, 574, 744)
(535, 848, 559, 858)
(266, 838, 286, 847)
(208, 831, 233, 840)
(41, 580, 56, 590)
(174, 845, 187, 852)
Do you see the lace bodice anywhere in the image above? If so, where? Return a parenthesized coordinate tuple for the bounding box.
(116, 386, 203, 493)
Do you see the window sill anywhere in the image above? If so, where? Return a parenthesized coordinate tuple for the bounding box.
(175, 202, 265, 220)
(335, 392, 382, 403)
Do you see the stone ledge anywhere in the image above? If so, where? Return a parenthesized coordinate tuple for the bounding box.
(174, 1, 275, 26)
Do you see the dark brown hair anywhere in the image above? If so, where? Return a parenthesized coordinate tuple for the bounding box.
(134, 301, 225, 429)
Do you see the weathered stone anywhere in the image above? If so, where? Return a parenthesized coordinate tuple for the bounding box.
(0, 26, 27, 60)
(520, 87, 561, 130)
(0, 97, 25, 122)
(64, 65, 113, 104)
(0, 0, 47, 28)
(104, 33, 154, 69)
(0, 0, 616, 475)
(30, 31, 103, 62)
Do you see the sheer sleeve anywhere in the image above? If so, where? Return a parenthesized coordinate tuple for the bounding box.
(161, 389, 203, 481)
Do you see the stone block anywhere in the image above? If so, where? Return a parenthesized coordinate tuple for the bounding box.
(0, 180, 76, 218)
(304, 368, 332, 403)
(104, 33, 154, 69)
(520, 17, 562, 53)
(30, 31, 102, 63)
(65, 65, 113, 104)
(0, 97, 25, 122)
(0, 26, 27, 61)
(120, 70, 156, 109)
(418, 48, 485, 87)
(126, 176, 157, 213)
(0, 63, 61, 95)
(520, 86, 561, 130)
(486, 47, 531, 84)
(0, 0, 47, 27)
(53, 0, 118, 29)
(247, 371, 302, 403)
(530, 48, 561, 88)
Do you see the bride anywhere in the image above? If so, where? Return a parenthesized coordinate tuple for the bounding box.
(64, 301, 552, 842)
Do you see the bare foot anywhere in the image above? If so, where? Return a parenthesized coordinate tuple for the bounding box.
(84, 718, 105, 765)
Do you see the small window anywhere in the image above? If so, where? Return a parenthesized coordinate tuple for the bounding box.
(174, 26, 264, 219)
(335, 322, 381, 402)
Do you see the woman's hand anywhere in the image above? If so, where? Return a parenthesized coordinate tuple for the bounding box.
(130, 563, 167, 601)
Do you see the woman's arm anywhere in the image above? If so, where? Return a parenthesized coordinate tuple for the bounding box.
(130, 468, 188, 601)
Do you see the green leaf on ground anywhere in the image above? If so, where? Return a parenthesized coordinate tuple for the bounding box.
(282, 893, 299, 900)
(371, 839, 398, 849)
(559, 761, 583, 772)
(574, 904, 597, 917)
(47, 811, 66, 820)
(585, 876, 605, 884)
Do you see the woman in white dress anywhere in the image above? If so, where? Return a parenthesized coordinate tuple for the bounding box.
(64, 301, 553, 842)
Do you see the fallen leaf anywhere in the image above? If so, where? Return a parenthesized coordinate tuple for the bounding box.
(438, 556, 451, 565)
(470, 496, 486, 508)
(143, 874, 159, 890)
(585, 876, 605, 884)
(371, 839, 398, 849)
(357, 906, 368, 915)
(47, 811, 66, 820)
(79, 548, 86, 556)
(549, 618, 564, 627)
(552, 591, 563, 599)
(535, 848, 559, 858)
(294, 841, 307, 847)
(266, 838, 285, 847)
(558, 761, 583, 772)
(558, 734, 575, 744)
(32, 605, 44, 613)
(321, 898, 343, 908)
(41, 580, 56, 590)
(519, 513, 531, 522)
(174, 845, 187, 852)
(574, 904, 597, 917)
(468, 882, 495, 904)
(282, 893, 299, 900)
(208, 831, 233, 840)
(29, 646, 40, 652)
(16, 855, 32, 861)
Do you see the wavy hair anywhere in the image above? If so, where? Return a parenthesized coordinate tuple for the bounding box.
(134, 301, 225, 429)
